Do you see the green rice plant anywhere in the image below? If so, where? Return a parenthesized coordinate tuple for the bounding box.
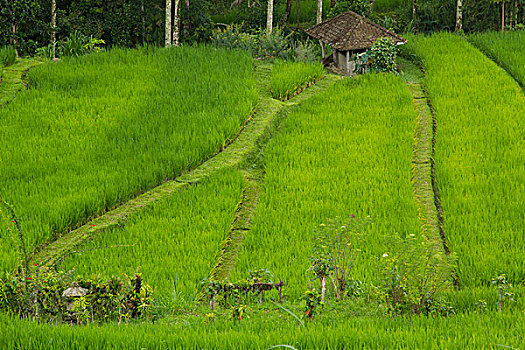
(232, 73, 420, 298)
(0, 46, 257, 274)
(63, 169, 244, 300)
(469, 30, 525, 86)
(405, 33, 525, 287)
(0, 307, 523, 348)
(0, 46, 16, 67)
(269, 60, 324, 100)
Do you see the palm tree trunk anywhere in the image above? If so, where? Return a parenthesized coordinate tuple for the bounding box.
(501, 0, 505, 32)
(284, 0, 292, 22)
(165, 0, 172, 46)
(455, 0, 462, 32)
(317, 0, 322, 24)
(173, 0, 180, 46)
(267, 0, 273, 35)
(51, 0, 57, 59)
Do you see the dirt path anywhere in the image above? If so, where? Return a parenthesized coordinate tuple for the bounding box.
(32, 63, 339, 270)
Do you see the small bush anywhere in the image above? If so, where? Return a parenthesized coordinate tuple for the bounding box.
(369, 37, 399, 73)
(211, 25, 256, 53)
(377, 234, 455, 316)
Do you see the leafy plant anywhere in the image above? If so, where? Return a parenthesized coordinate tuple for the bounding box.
(378, 234, 455, 316)
(492, 274, 515, 312)
(369, 37, 399, 73)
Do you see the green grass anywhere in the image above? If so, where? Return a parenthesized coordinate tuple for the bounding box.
(0, 46, 16, 67)
(469, 30, 525, 87)
(269, 60, 324, 100)
(63, 169, 244, 299)
(406, 33, 525, 287)
(231, 73, 420, 297)
(0, 46, 257, 274)
(0, 308, 522, 349)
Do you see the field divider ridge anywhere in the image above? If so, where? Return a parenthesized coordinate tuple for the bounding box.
(0, 58, 43, 106)
(206, 71, 341, 283)
(406, 80, 459, 288)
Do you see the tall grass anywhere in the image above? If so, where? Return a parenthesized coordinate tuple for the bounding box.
(0, 46, 16, 67)
(231, 74, 420, 297)
(0, 46, 257, 273)
(406, 33, 525, 286)
(64, 169, 244, 299)
(469, 30, 525, 86)
(0, 309, 522, 348)
(270, 60, 324, 101)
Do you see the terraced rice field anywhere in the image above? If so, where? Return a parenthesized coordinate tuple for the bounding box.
(406, 33, 525, 287)
(0, 46, 257, 273)
(469, 30, 525, 86)
(231, 73, 421, 297)
(1, 35, 524, 348)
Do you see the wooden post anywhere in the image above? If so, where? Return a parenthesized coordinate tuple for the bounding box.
(502, 1, 505, 32)
(346, 50, 350, 76)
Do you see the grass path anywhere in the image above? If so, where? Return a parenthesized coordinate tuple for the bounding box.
(31, 63, 339, 270)
(0, 58, 43, 106)
(401, 58, 457, 286)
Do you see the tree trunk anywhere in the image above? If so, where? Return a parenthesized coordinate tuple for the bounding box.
(141, 0, 146, 44)
(317, 0, 323, 24)
(501, 1, 505, 32)
(267, 0, 273, 35)
(331, 0, 337, 8)
(370, 0, 375, 12)
(412, 0, 417, 22)
(514, 0, 518, 27)
(51, 0, 57, 60)
(173, 0, 180, 46)
(165, 0, 172, 46)
(184, 0, 190, 38)
(284, 0, 292, 22)
(455, 0, 462, 32)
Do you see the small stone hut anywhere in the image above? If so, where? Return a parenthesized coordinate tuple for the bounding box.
(305, 11, 407, 75)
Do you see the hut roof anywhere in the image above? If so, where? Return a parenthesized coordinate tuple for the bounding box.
(305, 11, 406, 51)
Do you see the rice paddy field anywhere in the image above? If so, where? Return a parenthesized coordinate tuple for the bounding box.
(232, 73, 420, 297)
(63, 168, 244, 299)
(270, 60, 324, 100)
(469, 30, 525, 86)
(0, 46, 257, 273)
(406, 32, 525, 287)
(1, 33, 525, 348)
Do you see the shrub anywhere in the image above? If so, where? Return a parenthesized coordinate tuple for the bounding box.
(211, 25, 256, 53)
(377, 234, 455, 316)
(369, 37, 399, 72)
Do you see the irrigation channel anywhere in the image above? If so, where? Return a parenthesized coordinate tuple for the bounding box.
(405, 76, 458, 288)
(29, 63, 341, 278)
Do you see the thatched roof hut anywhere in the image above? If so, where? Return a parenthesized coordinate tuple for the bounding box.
(306, 11, 406, 75)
